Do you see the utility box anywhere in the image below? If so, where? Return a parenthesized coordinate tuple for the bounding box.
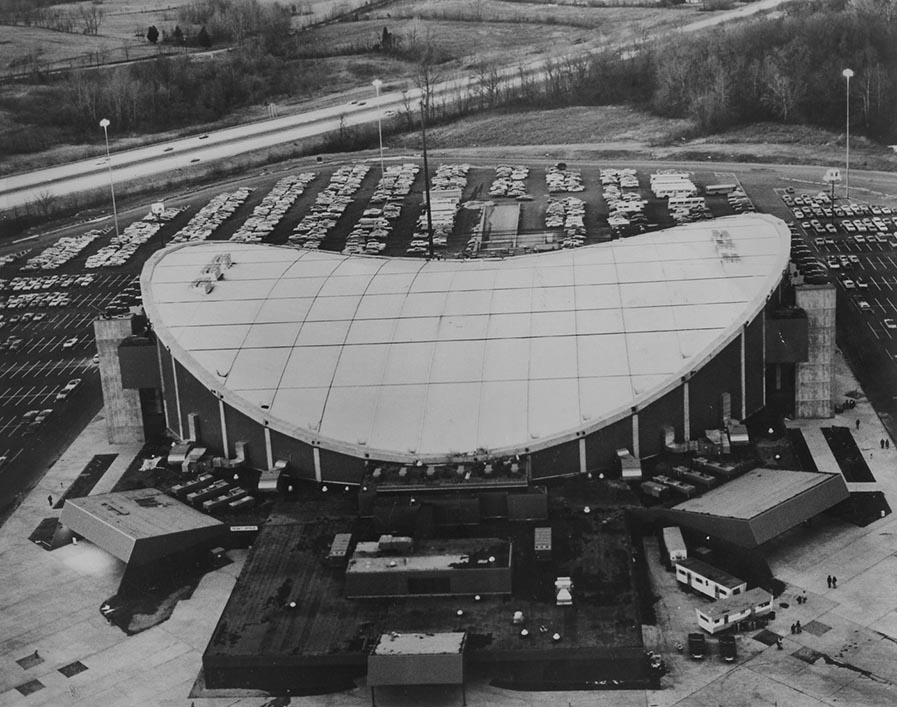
(327, 533, 353, 568)
(555, 576, 573, 606)
(534, 527, 552, 561)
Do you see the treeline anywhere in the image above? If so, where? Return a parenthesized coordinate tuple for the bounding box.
(0, 2, 104, 34)
(523, 0, 897, 142)
(1, 50, 328, 155)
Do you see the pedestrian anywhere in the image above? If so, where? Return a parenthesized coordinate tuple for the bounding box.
(796, 620, 802, 633)
(857, 419, 861, 430)
(881, 439, 885, 449)
(832, 576, 837, 588)
(47, 495, 52, 507)
(790, 623, 796, 634)
(827, 575, 832, 588)
(888, 439, 891, 450)
(777, 638, 783, 650)
(32, 650, 39, 659)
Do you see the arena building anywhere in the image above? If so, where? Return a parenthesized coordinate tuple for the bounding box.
(116, 213, 814, 484)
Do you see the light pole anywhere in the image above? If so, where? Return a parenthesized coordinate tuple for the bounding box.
(98, 118, 120, 238)
(371, 79, 385, 175)
(842, 68, 853, 200)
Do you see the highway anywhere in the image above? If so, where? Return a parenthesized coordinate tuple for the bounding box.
(0, 0, 793, 213)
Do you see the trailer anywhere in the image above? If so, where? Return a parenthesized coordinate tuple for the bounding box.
(675, 557, 746, 600)
(696, 587, 773, 634)
(661, 526, 688, 565)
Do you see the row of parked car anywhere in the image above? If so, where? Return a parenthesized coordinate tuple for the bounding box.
(411, 164, 470, 256)
(546, 164, 584, 193)
(104, 276, 142, 316)
(169, 188, 253, 244)
(545, 197, 587, 248)
(85, 219, 166, 269)
(604, 169, 650, 238)
(343, 164, 419, 256)
(19, 230, 103, 272)
(488, 165, 531, 200)
(789, 222, 829, 286)
(230, 173, 316, 244)
(289, 163, 371, 249)
(3, 291, 71, 310)
(1, 274, 95, 292)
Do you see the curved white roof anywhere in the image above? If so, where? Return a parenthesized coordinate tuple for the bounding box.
(143, 214, 789, 462)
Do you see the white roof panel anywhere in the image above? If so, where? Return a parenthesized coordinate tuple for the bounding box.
(368, 384, 428, 451)
(243, 322, 302, 349)
(281, 346, 341, 388)
(227, 347, 290, 391)
(478, 381, 529, 449)
(144, 214, 789, 461)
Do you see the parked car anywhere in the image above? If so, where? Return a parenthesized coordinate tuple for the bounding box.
(688, 633, 707, 660)
(719, 635, 737, 662)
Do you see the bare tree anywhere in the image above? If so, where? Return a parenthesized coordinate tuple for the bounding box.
(472, 58, 504, 109)
(80, 5, 104, 35)
(760, 51, 805, 122)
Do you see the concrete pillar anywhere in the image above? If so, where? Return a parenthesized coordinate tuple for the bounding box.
(740, 327, 746, 420)
(187, 412, 199, 442)
(795, 284, 836, 418)
(578, 438, 586, 475)
(218, 398, 228, 456)
(93, 316, 144, 444)
(761, 309, 767, 408)
(631, 412, 640, 458)
(156, 343, 169, 432)
(172, 354, 184, 439)
(265, 426, 274, 470)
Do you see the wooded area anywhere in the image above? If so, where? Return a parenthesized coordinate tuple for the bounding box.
(0, 0, 895, 160)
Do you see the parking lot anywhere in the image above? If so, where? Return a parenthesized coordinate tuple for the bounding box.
(781, 188, 897, 359)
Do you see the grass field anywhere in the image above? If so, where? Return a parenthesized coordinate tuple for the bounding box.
(390, 106, 897, 172)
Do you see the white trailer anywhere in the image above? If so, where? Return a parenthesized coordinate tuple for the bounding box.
(675, 557, 746, 600)
(662, 526, 688, 565)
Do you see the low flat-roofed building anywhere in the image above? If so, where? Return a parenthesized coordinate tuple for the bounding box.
(696, 587, 773, 634)
(659, 468, 849, 548)
(675, 557, 747, 600)
(345, 537, 512, 598)
(59, 489, 225, 565)
(368, 631, 466, 685)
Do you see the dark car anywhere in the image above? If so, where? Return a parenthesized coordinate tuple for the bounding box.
(688, 632, 707, 659)
(719, 634, 736, 662)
